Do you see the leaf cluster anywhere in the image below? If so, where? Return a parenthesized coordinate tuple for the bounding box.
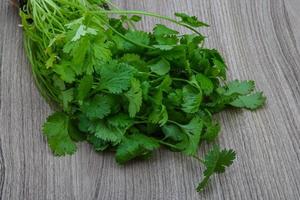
(20, 0, 265, 192)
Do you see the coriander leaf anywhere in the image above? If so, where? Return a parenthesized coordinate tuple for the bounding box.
(153, 24, 179, 45)
(156, 35, 179, 46)
(149, 105, 168, 126)
(141, 81, 151, 100)
(115, 133, 160, 164)
(92, 43, 112, 66)
(167, 89, 183, 106)
(46, 53, 57, 68)
(123, 30, 150, 51)
(175, 13, 209, 27)
(125, 78, 143, 117)
(223, 80, 255, 96)
(130, 15, 142, 22)
(77, 75, 93, 101)
(87, 134, 109, 151)
(53, 61, 76, 83)
(180, 117, 204, 155)
(60, 88, 74, 112)
(196, 74, 214, 95)
(181, 34, 205, 51)
(162, 124, 184, 142)
(98, 61, 135, 94)
(72, 25, 98, 41)
(158, 75, 172, 92)
(197, 146, 236, 192)
(202, 122, 220, 142)
(149, 58, 171, 75)
(182, 85, 202, 113)
(42, 112, 77, 156)
(153, 24, 179, 36)
(68, 121, 86, 142)
(148, 90, 165, 126)
(120, 54, 148, 72)
(64, 37, 90, 75)
(212, 58, 227, 79)
(108, 113, 134, 129)
(230, 92, 266, 110)
(94, 121, 124, 143)
(81, 94, 112, 119)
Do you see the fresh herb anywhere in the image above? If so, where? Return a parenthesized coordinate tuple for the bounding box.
(19, 0, 266, 192)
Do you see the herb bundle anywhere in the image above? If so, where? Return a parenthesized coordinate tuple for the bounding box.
(19, 0, 265, 192)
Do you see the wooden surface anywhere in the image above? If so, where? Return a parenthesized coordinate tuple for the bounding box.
(1, 0, 300, 199)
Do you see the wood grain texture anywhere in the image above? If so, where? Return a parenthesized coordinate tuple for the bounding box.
(0, 0, 300, 199)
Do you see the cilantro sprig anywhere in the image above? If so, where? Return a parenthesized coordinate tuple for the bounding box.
(19, 0, 266, 192)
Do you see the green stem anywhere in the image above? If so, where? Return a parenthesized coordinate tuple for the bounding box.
(103, 0, 137, 30)
(134, 121, 148, 125)
(192, 155, 205, 164)
(159, 140, 181, 149)
(138, 71, 159, 77)
(167, 120, 181, 126)
(93, 10, 202, 35)
(103, 23, 155, 49)
(172, 77, 190, 84)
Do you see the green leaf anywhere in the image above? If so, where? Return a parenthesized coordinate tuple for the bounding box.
(81, 95, 113, 119)
(98, 61, 135, 94)
(68, 121, 86, 142)
(230, 92, 266, 110)
(149, 58, 170, 75)
(92, 43, 112, 66)
(197, 146, 236, 192)
(42, 112, 77, 156)
(108, 113, 134, 129)
(64, 37, 90, 75)
(149, 105, 168, 126)
(180, 117, 204, 155)
(182, 85, 202, 113)
(94, 121, 124, 143)
(158, 75, 172, 92)
(196, 74, 214, 95)
(53, 61, 76, 83)
(153, 24, 179, 45)
(45, 53, 57, 68)
(168, 89, 183, 106)
(153, 24, 179, 36)
(87, 134, 109, 151)
(162, 124, 185, 142)
(120, 54, 148, 72)
(175, 13, 209, 27)
(71, 25, 97, 41)
(60, 89, 74, 112)
(125, 78, 143, 117)
(202, 122, 220, 142)
(115, 133, 160, 164)
(123, 30, 150, 51)
(212, 58, 226, 79)
(223, 80, 255, 96)
(130, 15, 142, 22)
(77, 75, 93, 101)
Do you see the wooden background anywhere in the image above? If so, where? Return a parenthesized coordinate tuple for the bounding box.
(1, 0, 300, 199)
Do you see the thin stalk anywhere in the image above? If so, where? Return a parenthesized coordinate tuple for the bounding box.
(159, 140, 181, 150)
(103, 0, 137, 30)
(101, 22, 155, 49)
(93, 10, 202, 35)
(192, 155, 205, 164)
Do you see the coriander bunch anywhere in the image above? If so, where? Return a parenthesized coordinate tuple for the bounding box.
(19, 0, 265, 192)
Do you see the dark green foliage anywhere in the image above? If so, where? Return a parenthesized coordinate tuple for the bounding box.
(20, 0, 265, 192)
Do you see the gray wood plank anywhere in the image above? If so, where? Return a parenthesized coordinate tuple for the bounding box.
(0, 0, 299, 199)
